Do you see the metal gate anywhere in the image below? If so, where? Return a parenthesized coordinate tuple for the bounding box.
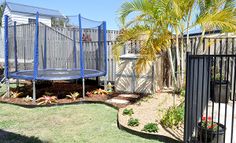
(184, 53, 236, 143)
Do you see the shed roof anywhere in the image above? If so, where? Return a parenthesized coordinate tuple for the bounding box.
(6, 2, 64, 18)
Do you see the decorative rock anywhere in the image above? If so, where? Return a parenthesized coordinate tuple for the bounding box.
(106, 99, 130, 104)
(118, 94, 139, 99)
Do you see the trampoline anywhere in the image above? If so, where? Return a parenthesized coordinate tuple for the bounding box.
(4, 13, 107, 101)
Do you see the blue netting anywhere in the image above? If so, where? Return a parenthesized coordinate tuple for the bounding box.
(5, 14, 107, 80)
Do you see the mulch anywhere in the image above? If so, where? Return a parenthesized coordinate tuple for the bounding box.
(0, 80, 143, 108)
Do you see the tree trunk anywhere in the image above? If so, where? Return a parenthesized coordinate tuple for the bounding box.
(167, 47, 177, 88)
(181, 35, 184, 85)
(175, 28, 181, 89)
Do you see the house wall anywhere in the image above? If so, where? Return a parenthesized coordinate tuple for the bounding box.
(1, 6, 52, 27)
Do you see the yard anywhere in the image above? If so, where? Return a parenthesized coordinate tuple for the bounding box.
(0, 103, 162, 143)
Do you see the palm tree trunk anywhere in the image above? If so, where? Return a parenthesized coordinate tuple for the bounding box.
(175, 28, 181, 89)
(181, 35, 184, 85)
(167, 48, 177, 88)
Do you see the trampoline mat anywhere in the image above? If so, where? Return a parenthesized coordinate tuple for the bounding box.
(9, 69, 105, 80)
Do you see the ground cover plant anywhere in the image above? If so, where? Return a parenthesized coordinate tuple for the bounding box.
(142, 123, 159, 133)
(122, 108, 134, 116)
(128, 118, 140, 127)
(160, 103, 184, 128)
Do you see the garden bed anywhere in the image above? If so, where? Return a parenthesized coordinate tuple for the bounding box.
(118, 92, 184, 142)
(0, 81, 139, 108)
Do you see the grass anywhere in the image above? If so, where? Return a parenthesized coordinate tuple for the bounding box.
(0, 103, 162, 143)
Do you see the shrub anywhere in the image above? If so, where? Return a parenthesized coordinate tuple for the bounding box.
(160, 103, 184, 128)
(122, 108, 134, 116)
(127, 118, 140, 127)
(23, 95, 33, 102)
(66, 92, 80, 101)
(36, 96, 58, 105)
(142, 123, 159, 133)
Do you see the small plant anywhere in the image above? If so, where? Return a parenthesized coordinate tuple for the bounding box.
(128, 118, 140, 127)
(160, 103, 184, 128)
(122, 108, 134, 116)
(66, 92, 80, 101)
(107, 82, 113, 93)
(36, 96, 58, 105)
(10, 91, 23, 98)
(142, 123, 159, 133)
(23, 95, 33, 102)
(92, 88, 109, 95)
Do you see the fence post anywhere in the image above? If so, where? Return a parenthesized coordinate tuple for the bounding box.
(184, 52, 191, 142)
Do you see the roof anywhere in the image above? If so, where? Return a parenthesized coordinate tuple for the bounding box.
(6, 2, 64, 18)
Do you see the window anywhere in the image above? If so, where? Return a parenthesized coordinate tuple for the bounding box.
(28, 18, 36, 24)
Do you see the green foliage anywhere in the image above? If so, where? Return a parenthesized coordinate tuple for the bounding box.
(142, 123, 159, 133)
(122, 108, 134, 116)
(66, 92, 80, 101)
(92, 88, 109, 95)
(160, 103, 184, 128)
(10, 91, 23, 98)
(128, 118, 140, 127)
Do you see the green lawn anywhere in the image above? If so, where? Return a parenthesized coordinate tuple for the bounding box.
(0, 103, 162, 143)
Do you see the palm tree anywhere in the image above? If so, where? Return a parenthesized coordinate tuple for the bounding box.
(113, 0, 236, 90)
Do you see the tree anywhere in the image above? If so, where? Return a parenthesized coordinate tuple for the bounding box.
(0, 1, 6, 27)
(113, 0, 236, 90)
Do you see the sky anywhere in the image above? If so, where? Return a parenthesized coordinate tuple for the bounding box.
(2, 0, 129, 30)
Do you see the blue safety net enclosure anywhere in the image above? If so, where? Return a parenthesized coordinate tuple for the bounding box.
(4, 13, 107, 100)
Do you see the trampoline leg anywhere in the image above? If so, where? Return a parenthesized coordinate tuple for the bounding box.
(16, 79, 19, 88)
(6, 78, 10, 98)
(33, 80, 36, 103)
(82, 78, 85, 98)
(104, 76, 107, 91)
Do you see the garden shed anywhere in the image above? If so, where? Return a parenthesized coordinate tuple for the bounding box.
(115, 53, 165, 94)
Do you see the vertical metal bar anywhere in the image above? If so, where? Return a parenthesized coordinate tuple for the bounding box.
(190, 56, 196, 140)
(212, 39, 217, 130)
(205, 55, 211, 143)
(13, 21, 18, 72)
(43, 25, 47, 69)
(200, 56, 205, 143)
(231, 57, 236, 143)
(82, 78, 85, 98)
(103, 21, 108, 90)
(6, 78, 10, 98)
(190, 38, 193, 54)
(79, 14, 84, 77)
(13, 21, 19, 87)
(33, 12, 39, 80)
(73, 29, 77, 68)
(217, 39, 223, 143)
(184, 52, 190, 142)
(195, 58, 200, 140)
(4, 15, 9, 80)
(223, 56, 230, 143)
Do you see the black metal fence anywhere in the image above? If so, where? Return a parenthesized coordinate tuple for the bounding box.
(184, 52, 236, 142)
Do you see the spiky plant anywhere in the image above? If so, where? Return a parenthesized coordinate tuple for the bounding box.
(66, 92, 80, 101)
(36, 96, 58, 105)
